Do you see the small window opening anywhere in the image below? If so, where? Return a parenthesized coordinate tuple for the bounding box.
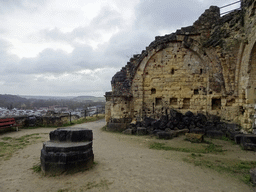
(239, 106, 245, 115)
(183, 98, 190, 109)
(194, 89, 199, 95)
(188, 64, 191, 67)
(151, 88, 156, 94)
(171, 68, 175, 75)
(212, 98, 221, 110)
(170, 98, 177, 105)
(155, 98, 162, 106)
(200, 69, 203, 74)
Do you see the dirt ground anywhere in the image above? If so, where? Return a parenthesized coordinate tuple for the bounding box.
(0, 119, 255, 192)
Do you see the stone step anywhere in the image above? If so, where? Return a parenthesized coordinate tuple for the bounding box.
(49, 127, 93, 142)
(43, 141, 92, 153)
(41, 155, 94, 175)
(41, 148, 93, 163)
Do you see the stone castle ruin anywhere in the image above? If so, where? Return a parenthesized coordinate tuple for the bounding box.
(105, 0, 256, 133)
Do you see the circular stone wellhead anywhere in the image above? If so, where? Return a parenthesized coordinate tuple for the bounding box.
(40, 127, 94, 175)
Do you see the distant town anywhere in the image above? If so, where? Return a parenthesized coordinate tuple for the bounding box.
(0, 105, 104, 118)
(0, 94, 105, 119)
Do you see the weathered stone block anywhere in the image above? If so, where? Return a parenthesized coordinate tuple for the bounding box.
(41, 127, 94, 175)
(235, 134, 244, 144)
(123, 128, 133, 135)
(240, 135, 256, 151)
(185, 133, 204, 142)
(250, 168, 256, 185)
(174, 129, 189, 136)
(50, 128, 92, 142)
(107, 123, 127, 132)
(206, 130, 225, 139)
(227, 130, 243, 140)
(157, 131, 174, 140)
(190, 128, 206, 135)
(137, 127, 147, 135)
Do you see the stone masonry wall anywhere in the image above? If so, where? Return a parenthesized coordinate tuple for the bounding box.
(106, 0, 256, 132)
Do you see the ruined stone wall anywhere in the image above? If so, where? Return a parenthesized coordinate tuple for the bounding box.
(105, 0, 256, 132)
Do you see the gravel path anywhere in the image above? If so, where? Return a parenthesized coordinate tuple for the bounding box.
(0, 119, 253, 192)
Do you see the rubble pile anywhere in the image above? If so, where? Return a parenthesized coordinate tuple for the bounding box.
(125, 110, 231, 137)
(122, 109, 256, 151)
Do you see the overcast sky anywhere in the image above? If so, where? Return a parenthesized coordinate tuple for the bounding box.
(0, 0, 240, 97)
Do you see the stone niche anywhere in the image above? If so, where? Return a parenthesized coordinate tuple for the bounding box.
(105, 1, 256, 132)
(41, 127, 94, 175)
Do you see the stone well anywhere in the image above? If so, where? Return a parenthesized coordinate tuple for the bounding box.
(40, 127, 94, 175)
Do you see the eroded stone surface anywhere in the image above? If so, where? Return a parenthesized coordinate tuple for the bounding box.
(41, 127, 94, 175)
(50, 128, 93, 142)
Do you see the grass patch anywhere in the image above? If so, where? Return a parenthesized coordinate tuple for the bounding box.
(0, 134, 42, 161)
(72, 115, 105, 125)
(93, 161, 98, 165)
(57, 189, 69, 192)
(183, 153, 256, 185)
(2, 137, 12, 141)
(83, 179, 113, 191)
(149, 142, 224, 154)
(101, 125, 107, 132)
(32, 164, 41, 173)
(220, 136, 237, 145)
(205, 143, 223, 153)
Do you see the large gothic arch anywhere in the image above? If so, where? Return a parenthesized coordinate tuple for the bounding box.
(105, 1, 256, 132)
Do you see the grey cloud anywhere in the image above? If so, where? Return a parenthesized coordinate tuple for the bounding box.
(135, 0, 237, 32)
(8, 43, 119, 76)
(41, 6, 124, 44)
(103, 29, 154, 61)
(0, 38, 19, 75)
(135, 0, 202, 31)
(90, 6, 123, 30)
(41, 28, 72, 42)
(0, 0, 48, 14)
(7, 49, 73, 75)
(0, 67, 115, 96)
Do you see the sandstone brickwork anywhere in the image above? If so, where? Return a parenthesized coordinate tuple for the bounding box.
(105, 0, 256, 132)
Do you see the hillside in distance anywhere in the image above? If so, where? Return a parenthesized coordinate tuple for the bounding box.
(72, 96, 105, 102)
(20, 95, 105, 102)
(0, 94, 28, 103)
(0, 94, 105, 109)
